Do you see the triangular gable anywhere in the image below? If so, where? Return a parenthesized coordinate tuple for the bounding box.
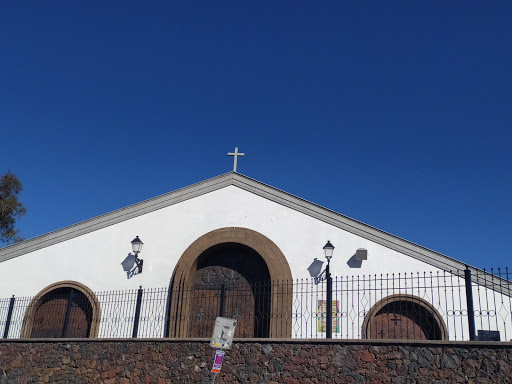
(0, 172, 480, 274)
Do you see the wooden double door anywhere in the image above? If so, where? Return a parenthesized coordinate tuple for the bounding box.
(188, 243, 271, 338)
(367, 300, 442, 340)
(31, 288, 92, 338)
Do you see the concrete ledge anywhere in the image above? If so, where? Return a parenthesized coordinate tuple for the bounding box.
(1, 337, 511, 348)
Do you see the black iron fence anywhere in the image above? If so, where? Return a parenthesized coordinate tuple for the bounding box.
(1, 268, 511, 341)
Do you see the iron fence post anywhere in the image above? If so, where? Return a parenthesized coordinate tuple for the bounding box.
(219, 283, 226, 318)
(2, 295, 15, 339)
(163, 285, 172, 338)
(132, 286, 144, 338)
(326, 262, 332, 339)
(464, 267, 476, 341)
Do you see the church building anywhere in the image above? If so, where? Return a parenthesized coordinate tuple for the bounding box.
(0, 170, 510, 342)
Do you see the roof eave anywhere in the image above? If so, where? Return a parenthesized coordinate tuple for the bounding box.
(0, 172, 476, 276)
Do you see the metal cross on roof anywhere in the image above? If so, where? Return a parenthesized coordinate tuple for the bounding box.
(228, 147, 244, 172)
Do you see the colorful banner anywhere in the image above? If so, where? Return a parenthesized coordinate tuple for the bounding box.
(317, 300, 339, 333)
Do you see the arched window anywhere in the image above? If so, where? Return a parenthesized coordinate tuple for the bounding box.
(363, 294, 448, 340)
(21, 281, 100, 338)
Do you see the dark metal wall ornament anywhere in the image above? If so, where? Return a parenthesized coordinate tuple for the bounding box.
(220, 268, 240, 282)
(198, 267, 241, 286)
(201, 268, 218, 285)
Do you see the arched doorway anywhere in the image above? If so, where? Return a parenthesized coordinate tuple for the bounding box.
(21, 281, 101, 338)
(363, 294, 448, 340)
(168, 227, 293, 338)
(189, 243, 271, 338)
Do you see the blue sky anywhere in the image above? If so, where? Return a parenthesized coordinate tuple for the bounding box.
(1, 2, 510, 269)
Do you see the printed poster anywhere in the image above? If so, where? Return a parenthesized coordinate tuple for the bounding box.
(317, 300, 339, 333)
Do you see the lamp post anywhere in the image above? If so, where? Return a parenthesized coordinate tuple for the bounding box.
(131, 236, 144, 274)
(323, 240, 334, 339)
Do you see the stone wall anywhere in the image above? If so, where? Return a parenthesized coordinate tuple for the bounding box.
(0, 339, 511, 383)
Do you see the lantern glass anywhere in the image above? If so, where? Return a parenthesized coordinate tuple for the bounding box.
(131, 236, 143, 254)
(323, 241, 334, 260)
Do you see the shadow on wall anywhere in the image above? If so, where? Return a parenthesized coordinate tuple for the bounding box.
(307, 258, 324, 281)
(121, 253, 141, 279)
(307, 253, 363, 279)
(346, 253, 362, 268)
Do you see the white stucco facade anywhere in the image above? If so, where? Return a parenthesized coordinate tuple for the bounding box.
(0, 173, 510, 341)
(0, 185, 443, 297)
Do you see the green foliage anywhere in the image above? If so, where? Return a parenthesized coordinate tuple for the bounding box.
(0, 171, 26, 245)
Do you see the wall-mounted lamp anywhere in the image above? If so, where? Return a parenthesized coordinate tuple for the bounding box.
(131, 236, 144, 274)
(311, 241, 336, 285)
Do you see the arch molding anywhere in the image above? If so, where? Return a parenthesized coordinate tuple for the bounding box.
(362, 294, 448, 340)
(21, 280, 101, 338)
(168, 227, 293, 338)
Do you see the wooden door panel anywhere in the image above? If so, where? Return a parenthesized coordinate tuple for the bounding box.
(189, 266, 258, 337)
(225, 285, 255, 338)
(31, 298, 67, 338)
(367, 300, 441, 340)
(185, 243, 272, 338)
(30, 289, 92, 338)
(370, 312, 427, 340)
(189, 288, 220, 338)
(66, 304, 90, 338)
